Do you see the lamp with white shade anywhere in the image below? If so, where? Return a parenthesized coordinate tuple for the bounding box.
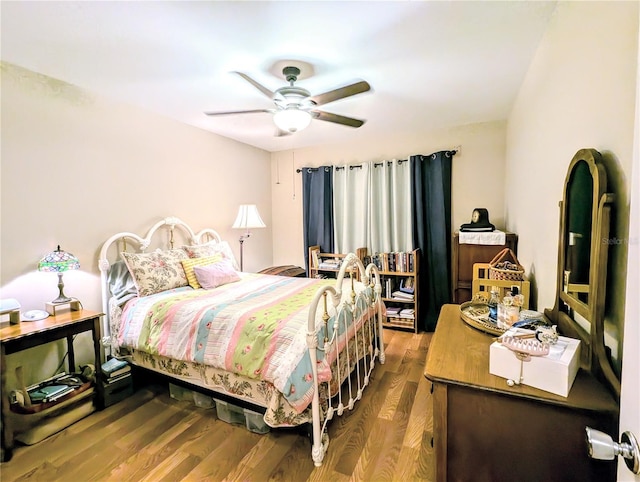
(232, 204, 266, 271)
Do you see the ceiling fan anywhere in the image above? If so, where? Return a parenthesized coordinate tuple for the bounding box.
(204, 66, 371, 134)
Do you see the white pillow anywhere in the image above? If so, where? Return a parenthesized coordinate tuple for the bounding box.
(193, 259, 241, 289)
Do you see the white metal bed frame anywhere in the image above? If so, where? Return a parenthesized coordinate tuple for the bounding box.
(98, 216, 385, 466)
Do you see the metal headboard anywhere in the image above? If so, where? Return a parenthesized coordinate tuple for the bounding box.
(97, 216, 222, 338)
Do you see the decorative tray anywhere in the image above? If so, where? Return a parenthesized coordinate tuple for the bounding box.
(459, 301, 506, 336)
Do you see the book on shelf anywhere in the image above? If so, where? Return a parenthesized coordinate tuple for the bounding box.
(391, 290, 414, 301)
(310, 247, 320, 268)
(372, 251, 415, 273)
(319, 258, 341, 269)
(386, 306, 401, 316)
(384, 315, 414, 327)
(398, 308, 415, 319)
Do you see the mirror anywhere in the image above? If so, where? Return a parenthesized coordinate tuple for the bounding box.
(564, 159, 593, 306)
(545, 148, 619, 399)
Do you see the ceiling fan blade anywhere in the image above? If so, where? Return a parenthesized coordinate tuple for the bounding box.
(232, 71, 275, 99)
(312, 110, 366, 128)
(310, 80, 371, 107)
(204, 109, 273, 116)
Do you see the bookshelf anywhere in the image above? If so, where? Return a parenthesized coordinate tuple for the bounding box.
(370, 249, 420, 333)
(308, 246, 368, 280)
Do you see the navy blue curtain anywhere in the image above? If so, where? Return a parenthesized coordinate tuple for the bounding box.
(302, 166, 334, 275)
(411, 151, 454, 331)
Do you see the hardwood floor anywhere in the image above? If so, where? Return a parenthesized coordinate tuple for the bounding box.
(1, 329, 434, 482)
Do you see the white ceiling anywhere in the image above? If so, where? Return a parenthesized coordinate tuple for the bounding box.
(1, 1, 557, 153)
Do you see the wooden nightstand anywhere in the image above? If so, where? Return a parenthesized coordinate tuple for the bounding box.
(0, 309, 104, 462)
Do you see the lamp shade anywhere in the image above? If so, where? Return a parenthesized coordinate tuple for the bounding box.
(38, 245, 80, 272)
(232, 205, 266, 231)
(273, 108, 312, 133)
(38, 245, 80, 304)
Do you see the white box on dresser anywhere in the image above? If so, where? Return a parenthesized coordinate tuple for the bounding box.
(489, 329, 581, 397)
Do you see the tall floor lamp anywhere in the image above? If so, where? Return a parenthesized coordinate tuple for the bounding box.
(232, 204, 266, 271)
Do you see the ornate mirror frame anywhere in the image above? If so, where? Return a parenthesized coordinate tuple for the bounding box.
(545, 148, 620, 399)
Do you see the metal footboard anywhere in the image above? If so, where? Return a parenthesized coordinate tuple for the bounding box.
(306, 253, 385, 466)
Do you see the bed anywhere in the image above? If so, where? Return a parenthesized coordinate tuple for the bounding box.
(98, 216, 385, 466)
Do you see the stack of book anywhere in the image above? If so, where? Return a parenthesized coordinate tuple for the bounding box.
(398, 308, 415, 319)
(102, 357, 131, 384)
(391, 290, 414, 301)
(384, 306, 415, 328)
(385, 306, 401, 317)
(318, 258, 342, 270)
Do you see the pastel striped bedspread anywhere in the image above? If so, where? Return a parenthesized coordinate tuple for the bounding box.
(116, 273, 376, 412)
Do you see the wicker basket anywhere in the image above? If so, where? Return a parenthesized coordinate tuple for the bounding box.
(488, 248, 524, 281)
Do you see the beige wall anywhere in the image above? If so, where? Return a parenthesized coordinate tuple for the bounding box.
(270, 120, 507, 267)
(2, 0, 637, 390)
(505, 1, 639, 365)
(0, 62, 272, 385)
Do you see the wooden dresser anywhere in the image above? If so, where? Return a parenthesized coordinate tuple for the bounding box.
(424, 305, 619, 482)
(451, 231, 518, 303)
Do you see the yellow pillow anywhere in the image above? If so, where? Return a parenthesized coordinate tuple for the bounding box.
(181, 254, 223, 289)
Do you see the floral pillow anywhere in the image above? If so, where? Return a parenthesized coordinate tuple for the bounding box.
(181, 254, 223, 289)
(121, 248, 189, 297)
(194, 258, 241, 290)
(182, 240, 239, 270)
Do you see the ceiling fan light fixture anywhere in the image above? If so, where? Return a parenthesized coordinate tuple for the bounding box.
(273, 108, 312, 133)
(205, 67, 371, 133)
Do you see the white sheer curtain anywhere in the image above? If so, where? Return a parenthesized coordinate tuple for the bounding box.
(333, 163, 370, 254)
(369, 159, 413, 253)
(333, 160, 412, 255)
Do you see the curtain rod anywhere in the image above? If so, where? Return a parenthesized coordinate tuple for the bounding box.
(374, 159, 408, 168)
(296, 149, 458, 173)
(296, 167, 332, 173)
(295, 165, 364, 173)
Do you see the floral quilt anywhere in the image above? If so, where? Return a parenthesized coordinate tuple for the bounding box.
(116, 273, 377, 413)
